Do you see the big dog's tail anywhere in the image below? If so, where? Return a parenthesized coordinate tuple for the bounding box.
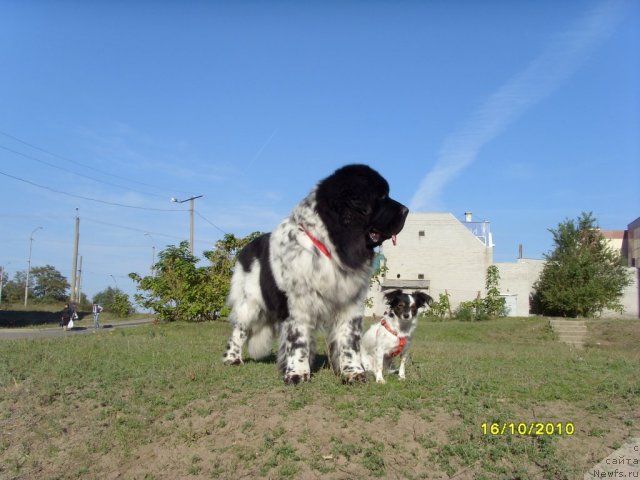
(247, 324, 274, 360)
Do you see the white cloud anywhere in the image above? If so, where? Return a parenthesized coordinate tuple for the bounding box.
(410, 1, 626, 211)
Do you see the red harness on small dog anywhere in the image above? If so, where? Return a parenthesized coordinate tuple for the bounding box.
(299, 224, 332, 259)
(380, 318, 407, 357)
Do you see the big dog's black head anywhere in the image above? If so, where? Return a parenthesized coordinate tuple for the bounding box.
(315, 164, 409, 269)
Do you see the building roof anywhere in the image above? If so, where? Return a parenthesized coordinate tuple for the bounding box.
(380, 279, 430, 290)
(601, 230, 627, 240)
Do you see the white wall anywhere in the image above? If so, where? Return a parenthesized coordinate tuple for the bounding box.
(367, 213, 493, 315)
(495, 259, 545, 317)
(604, 267, 639, 318)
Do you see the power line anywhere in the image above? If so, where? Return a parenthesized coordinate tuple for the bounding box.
(195, 210, 227, 235)
(0, 129, 194, 196)
(84, 218, 188, 242)
(0, 143, 168, 199)
(0, 169, 188, 212)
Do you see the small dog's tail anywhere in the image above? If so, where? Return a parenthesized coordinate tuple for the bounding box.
(247, 324, 275, 360)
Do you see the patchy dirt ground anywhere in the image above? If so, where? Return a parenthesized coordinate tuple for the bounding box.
(1, 317, 638, 479)
(2, 380, 638, 480)
(2, 383, 465, 479)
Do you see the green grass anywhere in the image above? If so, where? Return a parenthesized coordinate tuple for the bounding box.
(0, 317, 638, 479)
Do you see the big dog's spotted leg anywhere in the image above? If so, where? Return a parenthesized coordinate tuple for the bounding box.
(278, 318, 313, 385)
(329, 311, 367, 384)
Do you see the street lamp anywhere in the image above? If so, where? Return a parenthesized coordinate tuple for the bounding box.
(144, 233, 156, 275)
(24, 226, 43, 307)
(0, 262, 10, 305)
(171, 195, 203, 255)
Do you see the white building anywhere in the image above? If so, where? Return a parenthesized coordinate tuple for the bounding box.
(366, 212, 638, 318)
(367, 212, 541, 317)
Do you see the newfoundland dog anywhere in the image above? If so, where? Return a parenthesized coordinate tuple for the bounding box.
(222, 164, 408, 384)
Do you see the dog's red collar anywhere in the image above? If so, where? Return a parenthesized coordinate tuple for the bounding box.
(299, 224, 332, 259)
(380, 318, 407, 357)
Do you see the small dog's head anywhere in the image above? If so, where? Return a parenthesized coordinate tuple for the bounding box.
(384, 289, 433, 320)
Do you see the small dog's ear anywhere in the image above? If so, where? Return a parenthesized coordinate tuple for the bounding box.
(384, 289, 403, 305)
(412, 291, 433, 308)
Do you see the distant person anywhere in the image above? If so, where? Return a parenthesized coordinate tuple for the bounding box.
(61, 304, 72, 331)
(70, 302, 78, 321)
(92, 303, 103, 330)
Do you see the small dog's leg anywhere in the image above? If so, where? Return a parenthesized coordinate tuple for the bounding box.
(329, 313, 366, 384)
(398, 353, 407, 380)
(222, 324, 247, 365)
(278, 319, 312, 385)
(374, 347, 386, 384)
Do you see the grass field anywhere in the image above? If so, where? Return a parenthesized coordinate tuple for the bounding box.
(0, 317, 638, 479)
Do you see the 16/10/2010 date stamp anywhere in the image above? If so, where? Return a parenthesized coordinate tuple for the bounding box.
(481, 422, 575, 436)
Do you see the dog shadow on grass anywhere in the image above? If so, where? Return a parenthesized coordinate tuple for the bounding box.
(244, 353, 331, 373)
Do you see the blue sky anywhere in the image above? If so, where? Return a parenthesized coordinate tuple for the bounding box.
(1, 1, 639, 303)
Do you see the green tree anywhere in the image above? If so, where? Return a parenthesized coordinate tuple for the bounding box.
(130, 233, 262, 322)
(31, 265, 69, 302)
(111, 292, 134, 317)
(420, 292, 451, 320)
(1, 271, 29, 304)
(93, 287, 133, 317)
(483, 265, 507, 317)
(364, 253, 389, 309)
(93, 286, 119, 307)
(532, 212, 632, 317)
(454, 266, 507, 321)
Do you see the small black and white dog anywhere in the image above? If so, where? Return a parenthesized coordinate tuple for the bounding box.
(361, 289, 432, 383)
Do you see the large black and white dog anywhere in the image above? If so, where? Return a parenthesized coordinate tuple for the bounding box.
(222, 164, 408, 384)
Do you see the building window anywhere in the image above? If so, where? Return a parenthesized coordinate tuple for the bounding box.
(396, 274, 401, 279)
(418, 274, 424, 279)
(418, 230, 425, 237)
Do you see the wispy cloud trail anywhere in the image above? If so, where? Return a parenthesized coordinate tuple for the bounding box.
(244, 128, 279, 172)
(410, 1, 626, 211)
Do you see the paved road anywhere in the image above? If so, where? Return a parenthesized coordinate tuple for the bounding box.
(0, 317, 155, 340)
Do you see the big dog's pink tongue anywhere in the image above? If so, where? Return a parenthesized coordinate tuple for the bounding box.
(392, 235, 397, 246)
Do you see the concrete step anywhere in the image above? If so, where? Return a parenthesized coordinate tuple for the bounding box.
(549, 320, 586, 327)
(553, 325, 587, 332)
(557, 334, 586, 341)
(549, 319, 587, 348)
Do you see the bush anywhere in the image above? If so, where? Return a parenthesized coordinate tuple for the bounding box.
(454, 299, 489, 322)
(420, 292, 451, 321)
(129, 233, 263, 322)
(111, 292, 134, 317)
(450, 266, 507, 321)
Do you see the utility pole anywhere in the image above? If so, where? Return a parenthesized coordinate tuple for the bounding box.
(171, 195, 203, 255)
(70, 209, 80, 303)
(24, 227, 43, 307)
(76, 255, 83, 305)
